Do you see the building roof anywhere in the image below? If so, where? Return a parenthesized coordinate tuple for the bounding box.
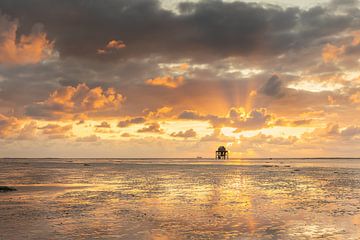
(217, 146, 227, 151)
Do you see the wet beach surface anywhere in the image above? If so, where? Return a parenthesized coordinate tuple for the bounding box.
(1, 158, 360, 240)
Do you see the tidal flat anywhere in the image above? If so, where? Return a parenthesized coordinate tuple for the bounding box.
(0, 158, 360, 240)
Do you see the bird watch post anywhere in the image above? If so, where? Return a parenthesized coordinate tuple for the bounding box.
(215, 146, 229, 160)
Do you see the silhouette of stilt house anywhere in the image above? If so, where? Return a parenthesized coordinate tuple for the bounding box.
(215, 146, 229, 159)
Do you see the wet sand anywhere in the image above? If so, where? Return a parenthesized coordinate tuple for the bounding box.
(1, 158, 360, 239)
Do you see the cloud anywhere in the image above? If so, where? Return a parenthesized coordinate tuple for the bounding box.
(76, 134, 100, 142)
(3, 0, 352, 61)
(0, 114, 21, 138)
(178, 110, 224, 127)
(170, 128, 196, 138)
(95, 121, 111, 128)
(178, 110, 203, 120)
(273, 118, 313, 127)
(0, 115, 39, 140)
(340, 126, 360, 137)
(200, 129, 234, 142)
(120, 132, 132, 137)
(229, 108, 272, 132)
(25, 83, 124, 119)
(137, 122, 163, 133)
(0, 0, 360, 158)
(349, 91, 360, 103)
(260, 75, 284, 98)
(310, 123, 340, 137)
(39, 123, 72, 139)
(0, 14, 54, 65)
(97, 39, 126, 54)
(145, 75, 185, 88)
(229, 133, 298, 157)
(304, 124, 339, 139)
(301, 123, 360, 144)
(118, 117, 146, 128)
(322, 43, 345, 63)
(352, 31, 360, 46)
(17, 121, 38, 140)
(178, 107, 272, 132)
(145, 106, 173, 119)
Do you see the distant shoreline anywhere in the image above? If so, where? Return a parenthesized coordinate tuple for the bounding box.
(1, 157, 360, 160)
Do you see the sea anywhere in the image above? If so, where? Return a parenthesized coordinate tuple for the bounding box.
(1, 158, 360, 239)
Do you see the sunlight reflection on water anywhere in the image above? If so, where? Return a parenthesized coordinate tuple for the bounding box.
(0, 158, 360, 239)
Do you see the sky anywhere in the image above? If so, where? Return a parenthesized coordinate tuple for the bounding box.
(1, 0, 360, 158)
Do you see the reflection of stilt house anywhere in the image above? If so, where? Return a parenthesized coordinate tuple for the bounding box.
(215, 146, 229, 159)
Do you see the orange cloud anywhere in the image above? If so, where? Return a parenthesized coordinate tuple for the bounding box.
(0, 14, 54, 65)
(146, 76, 185, 88)
(26, 83, 124, 119)
(322, 43, 345, 63)
(97, 39, 126, 54)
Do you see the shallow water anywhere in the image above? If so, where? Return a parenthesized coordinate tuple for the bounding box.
(1, 158, 360, 240)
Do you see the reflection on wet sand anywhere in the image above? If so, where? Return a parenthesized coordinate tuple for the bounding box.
(0, 158, 360, 239)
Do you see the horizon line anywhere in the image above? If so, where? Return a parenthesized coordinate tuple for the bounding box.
(1, 157, 360, 160)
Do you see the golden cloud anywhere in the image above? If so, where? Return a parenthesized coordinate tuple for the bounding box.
(0, 14, 54, 65)
(25, 83, 124, 119)
(146, 76, 185, 88)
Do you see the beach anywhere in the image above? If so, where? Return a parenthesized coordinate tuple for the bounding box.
(1, 158, 360, 239)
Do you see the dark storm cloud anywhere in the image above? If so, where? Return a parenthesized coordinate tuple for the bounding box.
(0, 0, 357, 61)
